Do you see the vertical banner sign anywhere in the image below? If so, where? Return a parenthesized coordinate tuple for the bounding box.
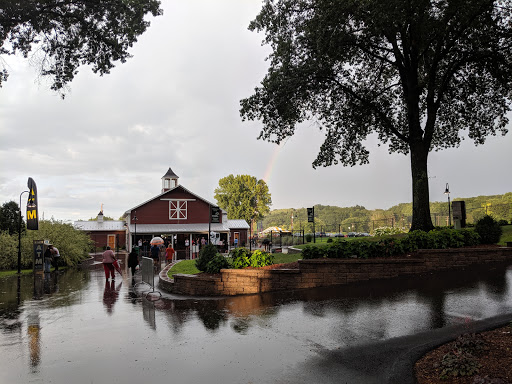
(27, 177, 39, 230)
(211, 206, 221, 223)
(307, 207, 315, 223)
(33, 240, 44, 272)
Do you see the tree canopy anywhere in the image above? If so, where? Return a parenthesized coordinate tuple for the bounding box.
(240, 0, 512, 231)
(0, 0, 162, 94)
(214, 174, 272, 225)
(0, 201, 24, 235)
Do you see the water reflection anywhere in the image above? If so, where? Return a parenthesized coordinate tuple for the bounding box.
(27, 312, 40, 372)
(0, 263, 511, 384)
(102, 280, 122, 315)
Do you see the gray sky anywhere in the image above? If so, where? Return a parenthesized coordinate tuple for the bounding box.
(1, 0, 511, 223)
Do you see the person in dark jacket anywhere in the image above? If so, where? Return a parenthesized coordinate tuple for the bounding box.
(150, 244, 160, 267)
(128, 247, 139, 276)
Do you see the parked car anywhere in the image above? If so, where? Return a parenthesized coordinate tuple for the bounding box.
(357, 232, 371, 237)
(334, 233, 346, 237)
(347, 232, 358, 237)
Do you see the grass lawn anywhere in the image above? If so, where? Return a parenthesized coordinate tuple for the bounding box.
(168, 260, 200, 279)
(168, 252, 304, 279)
(273, 253, 302, 264)
(0, 269, 35, 278)
(498, 225, 512, 246)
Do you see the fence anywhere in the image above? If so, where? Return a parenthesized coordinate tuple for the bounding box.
(257, 203, 511, 236)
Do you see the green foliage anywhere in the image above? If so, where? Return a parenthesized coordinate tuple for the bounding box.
(0, 201, 24, 236)
(475, 215, 503, 244)
(301, 228, 482, 260)
(0, 0, 162, 94)
(195, 244, 219, 272)
(0, 219, 92, 270)
(214, 174, 271, 225)
(241, 0, 512, 232)
(168, 260, 200, 279)
(258, 195, 512, 235)
(205, 254, 230, 274)
(439, 350, 481, 379)
(498, 219, 509, 226)
(454, 334, 487, 356)
(305, 234, 313, 243)
(229, 247, 274, 268)
(373, 227, 406, 236)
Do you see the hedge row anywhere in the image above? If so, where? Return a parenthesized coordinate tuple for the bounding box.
(301, 228, 481, 260)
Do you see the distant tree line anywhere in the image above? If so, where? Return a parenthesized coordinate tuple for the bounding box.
(259, 193, 512, 234)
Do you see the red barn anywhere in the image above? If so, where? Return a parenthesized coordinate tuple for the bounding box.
(74, 210, 127, 252)
(123, 168, 249, 259)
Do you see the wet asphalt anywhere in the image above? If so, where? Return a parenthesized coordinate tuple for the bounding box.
(0, 260, 511, 383)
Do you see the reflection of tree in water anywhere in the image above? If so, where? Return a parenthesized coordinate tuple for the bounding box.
(196, 307, 228, 331)
(231, 318, 250, 334)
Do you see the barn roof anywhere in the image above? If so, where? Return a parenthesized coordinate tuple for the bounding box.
(73, 220, 126, 231)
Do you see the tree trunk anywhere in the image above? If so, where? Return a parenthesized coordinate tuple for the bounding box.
(409, 142, 434, 232)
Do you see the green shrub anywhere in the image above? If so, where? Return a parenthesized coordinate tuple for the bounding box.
(205, 254, 230, 273)
(305, 234, 312, 243)
(301, 244, 326, 259)
(195, 244, 219, 272)
(458, 228, 480, 246)
(249, 250, 274, 267)
(475, 215, 503, 244)
(327, 238, 333, 243)
(439, 350, 481, 379)
(373, 226, 406, 236)
(229, 248, 274, 268)
(230, 247, 251, 268)
(498, 219, 509, 226)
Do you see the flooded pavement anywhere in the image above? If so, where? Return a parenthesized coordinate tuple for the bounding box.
(0, 262, 511, 384)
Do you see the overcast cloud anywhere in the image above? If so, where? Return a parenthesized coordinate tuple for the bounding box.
(1, 0, 511, 223)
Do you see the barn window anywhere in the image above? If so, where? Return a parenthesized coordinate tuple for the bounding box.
(170, 200, 187, 220)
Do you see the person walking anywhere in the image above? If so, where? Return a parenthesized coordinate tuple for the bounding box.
(151, 244, 160, 267)
(44, 244, 54, 273)
(165, 243, 175, 263)
(102, 246, 116, 280)
(127, 247, 139, 276)
(52, 246, 60, 271)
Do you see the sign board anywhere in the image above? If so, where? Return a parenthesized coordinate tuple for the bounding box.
(307, 207, 315, 223)
(210, 206, 221, 223)
(33, 240, 44, 272)
(27, 177, 39, 230)
(452, 201, 466, 228)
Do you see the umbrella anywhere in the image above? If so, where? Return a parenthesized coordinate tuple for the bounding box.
(150, 237, 165, 246)
(113, 259, 122, 276)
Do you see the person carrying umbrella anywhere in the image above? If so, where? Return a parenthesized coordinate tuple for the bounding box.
(102, 246, 116, 280)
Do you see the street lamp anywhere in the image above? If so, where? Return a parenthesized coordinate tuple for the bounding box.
(18, 190, 29, 274)
(444, 183, 451, 227)
(133, 211, 138, 249)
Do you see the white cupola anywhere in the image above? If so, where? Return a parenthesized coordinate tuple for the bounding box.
(97, 204, 104, 223)
(161, 167, 179, 193)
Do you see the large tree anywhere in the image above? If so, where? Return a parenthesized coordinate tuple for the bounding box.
(0, 201, 24, 235)
(240, 0, 512, 231)
(0, 0, 162, 94)
(214, 175, 272, 230)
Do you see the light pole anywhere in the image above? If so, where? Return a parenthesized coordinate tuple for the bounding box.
(444, 183, 451, 227)
(18, 190, 29, 274)
(133, 211, 138, 250)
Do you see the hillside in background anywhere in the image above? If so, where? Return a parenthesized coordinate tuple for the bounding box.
(259, 193, 512, 234)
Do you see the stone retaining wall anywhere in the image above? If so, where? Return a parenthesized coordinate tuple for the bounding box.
(166, 247, 512, 296)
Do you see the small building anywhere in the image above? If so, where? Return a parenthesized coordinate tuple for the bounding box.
(123, 167, 249, 259)
(74, 209, 127, 252)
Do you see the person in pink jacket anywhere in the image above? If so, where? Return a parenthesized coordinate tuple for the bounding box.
(102, 246, 116, 280)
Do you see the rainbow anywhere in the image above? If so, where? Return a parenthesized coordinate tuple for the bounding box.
(263, 144, 283, 184)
